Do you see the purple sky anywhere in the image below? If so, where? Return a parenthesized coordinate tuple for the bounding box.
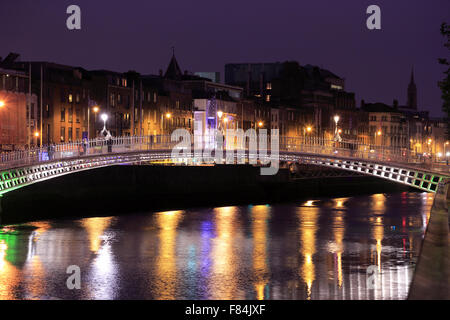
(0, 0, 449, 116)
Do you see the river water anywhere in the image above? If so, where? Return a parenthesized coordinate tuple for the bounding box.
(0, 191, 433, 300)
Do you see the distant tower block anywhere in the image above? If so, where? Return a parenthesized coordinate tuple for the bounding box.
(407, 68, 417, 109)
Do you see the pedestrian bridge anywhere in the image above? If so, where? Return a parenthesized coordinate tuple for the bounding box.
(0, 135, 449, 196)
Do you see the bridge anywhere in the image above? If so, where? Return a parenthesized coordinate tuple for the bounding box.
(0, 135, 449, 197)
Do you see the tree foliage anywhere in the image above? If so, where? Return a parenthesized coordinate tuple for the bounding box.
(438, 22, 450, 138)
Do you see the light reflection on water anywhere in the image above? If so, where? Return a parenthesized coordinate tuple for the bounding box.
(0, 192, 434, 300)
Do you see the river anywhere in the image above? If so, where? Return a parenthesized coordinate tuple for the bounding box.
(0, 191, 433, 300)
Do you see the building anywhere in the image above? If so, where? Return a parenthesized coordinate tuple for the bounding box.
(225, 62, 283, 99)
(362, 102, 409, 150)
(0, 57, 38, 150)
(194, 72, 220, 83)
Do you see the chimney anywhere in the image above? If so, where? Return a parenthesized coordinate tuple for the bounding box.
(393, 99, 398, 108)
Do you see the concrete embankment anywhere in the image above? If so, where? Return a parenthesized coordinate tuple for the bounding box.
(408, 179, 450, 300)
(0, 164, 409, 225)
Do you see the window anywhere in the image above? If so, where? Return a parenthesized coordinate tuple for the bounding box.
(60, 127, 65, 142)
(118, 94, 122, 104)
(61, 108, 66, 122)
(68, 94, 73, 103)
(76, 128, 80, 141)
(370, 116, 377, 121)
(110, 93, 115, 107)
(60, 89, 66, 103)
(381, 116, 388, 121)
(266, 95, 271, 102)
(68, 107, 73, 123)
(68, 127, 73, 142)
(76, 108, 80, 123)
(266, 83, 272, 90)
(153, 93, 157, 103)
(76, 93, 80, 103)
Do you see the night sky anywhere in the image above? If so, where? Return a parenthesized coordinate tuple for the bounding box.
(0, 0, 449, 116)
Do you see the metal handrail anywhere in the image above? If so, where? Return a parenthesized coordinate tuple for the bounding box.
(0, 134, 447, 174)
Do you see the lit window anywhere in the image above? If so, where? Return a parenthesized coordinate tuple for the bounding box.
(266, 95, 271, 102)
(68, 94, 73, 103)
(266, 83, 272, 90)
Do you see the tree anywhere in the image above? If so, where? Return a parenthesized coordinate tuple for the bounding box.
(438, 22, 450, 139)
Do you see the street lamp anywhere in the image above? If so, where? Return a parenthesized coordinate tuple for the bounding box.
(334, 115, 340, 140)
(87, 105, 100, 140)
(217, 111, 223, 119)
(166, 113, 172, 119)
(0, 101, 4, 108)
(101, 113, 108, 130)
(258, 121, 264, 128)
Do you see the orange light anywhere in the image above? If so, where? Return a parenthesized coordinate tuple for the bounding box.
(258, 121, 264, 127)
(338, 129, 342, 134)
(34, 132, 40, 137)
(377, 131, 382, 136)
(93, 106, 100, 113)
(166, 113, 172, 119)
(306, 127, 312, 133)
(223, 118, 228, 123)
(0, 101, 4, 108)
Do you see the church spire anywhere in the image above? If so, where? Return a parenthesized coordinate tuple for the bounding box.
(407, 66, 417, 109)
(164, 47, 182, 80)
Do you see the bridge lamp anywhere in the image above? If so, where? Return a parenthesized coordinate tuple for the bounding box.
(334, 115, 340, 125)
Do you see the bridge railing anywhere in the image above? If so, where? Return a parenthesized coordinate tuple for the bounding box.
(0, 134, 447, 174)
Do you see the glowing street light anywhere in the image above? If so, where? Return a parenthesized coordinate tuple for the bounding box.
(377, 130, 382, 136)
(101, 113, 109, 132)
(306, 126, 312, 133)
(0, 101, 4, 108)
(223, 117, 229, 123)
(334, 115, 340, 125)
(166, 113, 172, 119)
(34, 131, 40, 138)
(258, 121, 264, 128)
(93, 106, 100, 113)
(217, 111, 223, 119)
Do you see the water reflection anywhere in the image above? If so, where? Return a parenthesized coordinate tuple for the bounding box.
(297, 206, 319, 299)
(0, 192, 433, 300)
(154, 211, 183, 300)
(251, 205, 270, 300)
(210, 207, 239, 300)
